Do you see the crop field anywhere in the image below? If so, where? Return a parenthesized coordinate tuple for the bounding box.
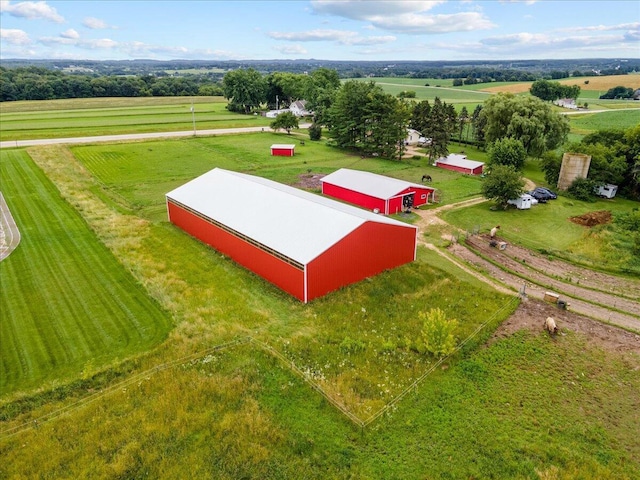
(480, 73, 640, 94)
(1, 104, 639, 477)
(0, 96, 271, 141)
(351, 77, 490, 104)
(0, 149, 172, 394)
(566, 109, 640, 135)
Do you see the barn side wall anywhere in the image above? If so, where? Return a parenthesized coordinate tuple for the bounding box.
(322, 183, 385, 213)
(436, 163, 471, 175)
(167, 201, 305, 301)
(306, 221, 416, 301)
(271, 148, 294, 156)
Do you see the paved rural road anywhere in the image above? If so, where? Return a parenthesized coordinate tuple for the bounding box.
(0, 191, 21, 261)
(0, 124, 313, 149)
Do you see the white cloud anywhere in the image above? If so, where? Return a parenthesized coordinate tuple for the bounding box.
(83, 17, 114, 30)
(0, 0, 64, 23)
(268, 29, 395, 46)
(311, 1, 444, 19)
(273, 44, 308, 55)
(60, 28, 79, 39)
(310, 0, 494, 34)
(39, 35, 118, 50)
(499, 0, 537, 4)
(0, 27, 31, 44)
(369, 12, 495, 34)
(563, 22, 640, 33)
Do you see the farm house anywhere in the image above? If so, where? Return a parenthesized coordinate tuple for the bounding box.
(435, 154, 484, 175)
(166, 168, 417, 303)
(271, 144, 295, 156)
(320, 168, 435, 215)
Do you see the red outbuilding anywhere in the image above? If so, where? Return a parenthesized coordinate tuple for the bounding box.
(270, 144, 295, 156)
(435, 154, 484, 175)
(320, 168, 435, 215)
(166, 168, 417, 303)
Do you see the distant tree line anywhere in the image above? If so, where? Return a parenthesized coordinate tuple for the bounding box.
(0, 66, 223, 101)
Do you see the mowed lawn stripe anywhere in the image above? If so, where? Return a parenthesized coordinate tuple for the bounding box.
(0, 150, 172, 393)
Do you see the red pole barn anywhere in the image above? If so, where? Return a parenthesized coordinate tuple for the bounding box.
(320, 168, 435, 215)
(166, 168, 417, 303)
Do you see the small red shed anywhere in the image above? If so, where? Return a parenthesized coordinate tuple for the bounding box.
(166, 168, 417, 303)
(271, 144, 295, 156)
(320, 168, 435, 215)
(435, 154, 484, 175)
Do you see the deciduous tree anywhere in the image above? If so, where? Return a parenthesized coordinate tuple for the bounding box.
(270, 111, 299, 134)
(222, 68, 266, 114)
(481, 165, 526, 209)
(481, 93, 569, 157)
(487, 138, 527, 171)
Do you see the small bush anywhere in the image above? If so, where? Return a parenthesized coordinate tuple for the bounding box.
(567, 177, 597, 202)
(420, 308, 458, 358)
(339, 336, 366, 355)
(308, 123, 322, 141)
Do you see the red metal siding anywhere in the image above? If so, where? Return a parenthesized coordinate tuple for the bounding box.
(322, 183, 385, 212)
(323, 183, 433, 214)
(167, 201, 305, 301)
(436, 163, 483, 175)
(436, 163, 471, 175)
(306, 221, 416, 301)
(271, 147, 294, 156)
(388, 196, 403, 214)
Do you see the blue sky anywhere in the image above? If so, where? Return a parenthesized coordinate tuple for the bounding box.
(1, 0, 639, 61)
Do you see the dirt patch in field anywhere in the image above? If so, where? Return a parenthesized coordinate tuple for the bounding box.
(569, 210, 612, 227)
(492, 298, 640, 357)
(294, 173, 326, 190)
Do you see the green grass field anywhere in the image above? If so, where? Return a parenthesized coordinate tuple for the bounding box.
(0, 96, 271, 141)
(0, 149, 172, 394)
(1, 97, 639, 478)
(566, 109, 640, 136)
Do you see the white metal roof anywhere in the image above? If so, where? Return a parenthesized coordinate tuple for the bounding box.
(320, 168, 426, 200)
(436, 154, 484, 170)
(270, 144, 295, 149)
(166, 168, 415, 265)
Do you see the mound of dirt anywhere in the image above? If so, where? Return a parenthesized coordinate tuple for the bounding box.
(569, 210, 612, 227)
(294, 173, 326, 190)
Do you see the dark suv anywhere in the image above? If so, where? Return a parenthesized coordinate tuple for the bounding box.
(528, 187, 557, 203)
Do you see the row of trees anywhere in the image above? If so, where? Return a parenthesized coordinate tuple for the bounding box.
(530, 79, 581, 102)
(221, 67, 340, 118)
(0, 66, 223, 101)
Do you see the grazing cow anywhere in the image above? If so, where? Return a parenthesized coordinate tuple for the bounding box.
(422, 174, 432, 183)
(544, 317, 558, 335)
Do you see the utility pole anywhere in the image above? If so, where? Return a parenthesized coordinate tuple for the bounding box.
(190, 102, 196, 136)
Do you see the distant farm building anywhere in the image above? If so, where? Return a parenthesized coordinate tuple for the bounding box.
(166, 168, 417, 303)
(320, 168, 435, 214)
(271, 144, 295, 156)
(435, 154, 484, 175)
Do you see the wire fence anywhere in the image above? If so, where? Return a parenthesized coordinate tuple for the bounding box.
(1, 295, 521, 437)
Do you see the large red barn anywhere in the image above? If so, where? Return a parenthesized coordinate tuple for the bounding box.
(435, 154, 484, 175)
(320, 168, 434, 214)
(166, 168, 417, 303)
